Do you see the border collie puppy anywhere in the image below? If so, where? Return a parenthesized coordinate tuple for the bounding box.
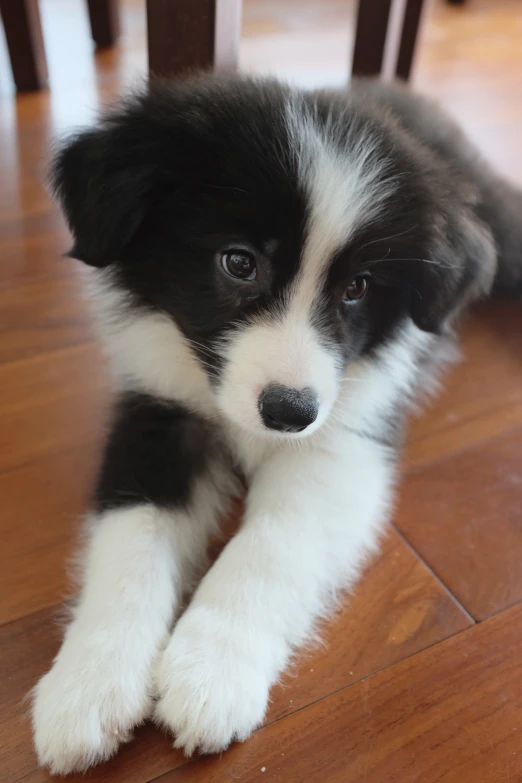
(32, 75, 522, 774)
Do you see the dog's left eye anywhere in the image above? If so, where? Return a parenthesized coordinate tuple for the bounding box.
(220, 250, 257, 281)
(343, 275, 370, 304)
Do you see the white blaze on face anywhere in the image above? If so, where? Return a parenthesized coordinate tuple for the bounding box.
(216, 97, 395, 437)
(216, 310, 339, 436)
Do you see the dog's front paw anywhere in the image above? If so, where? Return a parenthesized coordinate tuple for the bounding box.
(154, 607, 271, 756)
(32, 641, 153, 775)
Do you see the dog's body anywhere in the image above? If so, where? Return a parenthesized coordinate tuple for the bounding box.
(32, 75, 522, 774)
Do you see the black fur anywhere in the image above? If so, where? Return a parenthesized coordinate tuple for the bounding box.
(94, 393, 210, 512)
(51, 75, 521, 384)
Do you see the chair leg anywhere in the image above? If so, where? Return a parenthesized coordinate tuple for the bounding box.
(147, 0, 242, 79)
(0, 0, 48, 91)
(395, 0, 426, 80)
(351, 0, 427, 81)
(351, 0, 393, 78)
(86, 0, 120, 48)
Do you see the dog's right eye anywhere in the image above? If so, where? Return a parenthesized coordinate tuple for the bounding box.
(220, 250, 257, 281)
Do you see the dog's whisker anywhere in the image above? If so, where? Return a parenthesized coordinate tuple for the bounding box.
(186, 338, 222, 360)
(392, 257, 457, 269)
(357, 224, 419, 252)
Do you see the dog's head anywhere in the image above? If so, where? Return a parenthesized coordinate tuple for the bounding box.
(53, 76, 496, 438)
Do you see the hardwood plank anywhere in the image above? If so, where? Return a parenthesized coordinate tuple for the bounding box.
(406, 299, 522, 468)
(0, 343, 110, 474)
(0, 275, 94, 363)
(406, 398, 522, 471)
(0, 445, 100, 625)
(265, 527, 471, 724)
(162, 603, 522, 783)
(0, 528, 470, 780)
(397, 428, 522, 620)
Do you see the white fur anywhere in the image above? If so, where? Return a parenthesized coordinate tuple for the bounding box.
(216, 311, 340, 437)
(335, 321, 435, 430)
(32, 466, 236, 775)
(152, 323, 427, 755)
(152, 320, 431, 754)
(215, 99, 398, 437)
(285, 95, 397, 312)
(84, 267, 216, 415)
(32, 303, 428, 768)
(154, 428, 392, 755)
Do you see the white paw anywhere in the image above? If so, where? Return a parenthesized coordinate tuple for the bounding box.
(32, 639, 153, 775)
(154, 607, 271, 756)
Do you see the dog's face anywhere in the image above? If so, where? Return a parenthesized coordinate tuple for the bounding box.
(54, 77, 495, 438)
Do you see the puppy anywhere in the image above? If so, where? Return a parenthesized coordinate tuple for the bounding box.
(32, 75, 522, 774)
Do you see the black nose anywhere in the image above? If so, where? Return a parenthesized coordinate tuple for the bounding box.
(259, 384, 318, 433)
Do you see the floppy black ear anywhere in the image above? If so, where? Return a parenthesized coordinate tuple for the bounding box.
(409, 210, 497, 333)
(51, 127, 158, 267)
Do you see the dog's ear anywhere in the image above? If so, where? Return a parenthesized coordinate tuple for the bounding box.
(408, 210, 497, 333)
(51, 126, 159, 267)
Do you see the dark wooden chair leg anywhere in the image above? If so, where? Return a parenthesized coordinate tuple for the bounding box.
(0, 0, 48, 91)
(351, 0, 393, 78)
(395, 0, 426, 80)
(351, 0, 427, 81)
(147, 0, 242, 79)
(86, 0, 120, 48)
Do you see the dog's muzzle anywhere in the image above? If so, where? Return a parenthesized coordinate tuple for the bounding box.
(259, 384, 318, 433)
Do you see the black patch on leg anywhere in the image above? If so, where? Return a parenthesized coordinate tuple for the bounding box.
(94, 392, 211, 512)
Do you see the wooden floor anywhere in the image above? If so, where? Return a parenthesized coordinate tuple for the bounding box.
(2, 0, 522, 780)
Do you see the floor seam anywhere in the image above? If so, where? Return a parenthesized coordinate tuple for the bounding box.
(144, 617, 492, 783)
(391, 524, 477, 624)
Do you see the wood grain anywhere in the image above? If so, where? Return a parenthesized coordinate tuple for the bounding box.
(0, 343, 110, 475)
(162, 604, 522, 783)
(0, 446, 100, 625)
(0, 274, 94, 363)
(265, 527, 471, 723)
(0, 529, 470, 780)
(406, 300, 522, 469)
(406, 398, 522, 471)
(398, 428, 522, 620)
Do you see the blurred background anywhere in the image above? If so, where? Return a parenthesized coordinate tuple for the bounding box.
(1, 0, 521, 187)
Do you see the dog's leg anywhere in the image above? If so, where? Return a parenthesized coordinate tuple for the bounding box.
(155, 433, 393, 755)
(32, 394, 235, 775)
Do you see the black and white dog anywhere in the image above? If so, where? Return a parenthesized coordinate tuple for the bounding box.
(32, 75, 522, 774)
